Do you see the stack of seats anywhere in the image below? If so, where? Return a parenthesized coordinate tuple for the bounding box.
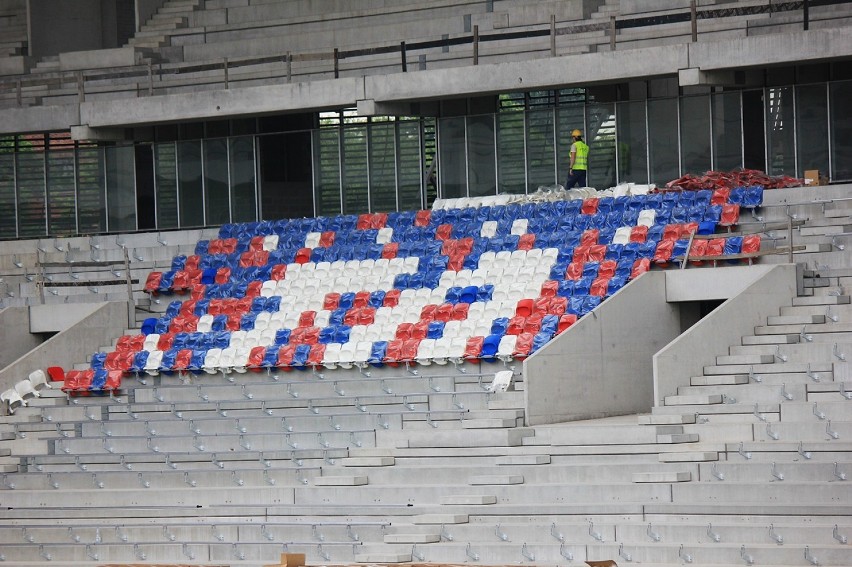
(74, 186, 764, 389)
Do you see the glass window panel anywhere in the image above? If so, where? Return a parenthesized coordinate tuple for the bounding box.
(314, 128, 341, 217)
(177, 141, 204, 227)
(526, 108, 556, 190)
(229, 136, 256, 223)
(341, 124, 368, 214)
(396, 121, 423, 211)
(616, 100, 648, 184)
(154, 143, 178, 229)
(422, 118, 438, 207)
(680, 95, 711, 175)
(712, 92, 742, 171)
(438, 117, 466, 199)
(369, 122, 397, 212)
(585, 103, 617, 190)
(76, 145, 106, 234)
(16, 135, 46, 238)
(830, 80, 852, 181)
(556, 102, 585, 188)
(766, 86, 795, 176)
(467, 114, 496, 197)
(648, 98, 679, 186)
(105, 145, 136, 232)
(796, 84, 829, 177)
(46, 133, 76, 236)
(0, 149, 16, 239)
(258, 132, 314, 221)
(497, 105, 525, 194)
(203, 138, 230, 226)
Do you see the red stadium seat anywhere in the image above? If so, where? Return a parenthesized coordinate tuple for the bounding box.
(630, 225, 648, 243)
(742, 234, 761, 254)
(383, 289, 401, 307)
(451, 303, 469, 321)
(711, 188, 730, 205)
(144, 272, 163, 293)
(420, 304, 438, 322)
(581, 198, 599, 215)
(662, 224, 681, 242)
(414, 209, 431, 227)
(382, 242, 399, 259)
(653, 240, 674, 264)
(215, 267, 231, 284)
(557, 313, 578, 334)
(250, 236, 265, 251)
(464, 336, 484, 360)
(689, 239, 708, 265)
(720, 203, 740, 226)
(565, 262, 583, 280)
(517, 233, 536, 250)
(270, 264, 287, 280)
(248, 346, 266, 371)
(507, 315, 526, 335)
(513, 333, 535, 359)
(540, 280, 558, 297)
(295, 248, 311, 264)
(598, 260, 617, 279)
(631, 258, 651, 279)
(396, 322, 413, 340)
(308, 343, 326, 366)
(323, 293, 341, 310)
(588, 244, 606, 262)
(436, 224, 453, 241)
(590, 277, 610, 297)
(581, 229, 599, 246)
(706, 238, 726, 257)
(319, 231, 336, 247)
(277, 345, 296, 367)
(516, 298, 534, 317)
(353, 291, 370, 308)
(434, 303, 453, 322)
(298, 310, 316, 327)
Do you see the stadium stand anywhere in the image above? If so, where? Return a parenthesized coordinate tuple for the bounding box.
(2, 1, 852, 565)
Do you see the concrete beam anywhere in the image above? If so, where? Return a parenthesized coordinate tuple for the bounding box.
(70, 124, 128, 141)
(678, 67, 738, 87)
(356, 99, 414, 117)
(79, 76, 366, 127)
(59, 47, 143, 72)
(0, 104, 80, 135)
(687, 27, 852, 71)
(365, 45, 688, 103)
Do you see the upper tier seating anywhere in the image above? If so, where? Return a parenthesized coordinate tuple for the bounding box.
(75, 186, 764, 389)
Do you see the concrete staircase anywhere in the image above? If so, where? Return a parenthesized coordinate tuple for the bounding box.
(126, 0, 203, 50)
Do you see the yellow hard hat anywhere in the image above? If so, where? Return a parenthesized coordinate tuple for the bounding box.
(571, 129, 583, 137)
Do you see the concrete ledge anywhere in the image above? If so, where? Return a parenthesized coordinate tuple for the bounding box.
(440, 495, 497, 505)
(495, 454, 550, 465)
(340, 456, 395, 467)
(59, 47, 143, 71)
(411, 513, 469, 524)
(633, 471, 692, 483)
(658, 451, 718, 462)
(638, 414, 696, 425)
(468, 474, 524, 485)
(313, 475, 368, 486)
(354, 552, 411, 563)
(383, 533, 440, 543)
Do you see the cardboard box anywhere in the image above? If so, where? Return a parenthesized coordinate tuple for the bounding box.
(804, 169, 828, 186)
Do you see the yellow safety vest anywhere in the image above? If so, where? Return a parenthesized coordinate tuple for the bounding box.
(572, 140, 589, 171)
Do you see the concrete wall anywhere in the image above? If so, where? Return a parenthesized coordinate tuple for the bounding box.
(0, 307, 42, 371)
(135, 0, 165, 33)
(653, 264, 798, 405)
(523, 271, 681, 425)
(0, 301, 130, 399)
(28, 0, 103, 58)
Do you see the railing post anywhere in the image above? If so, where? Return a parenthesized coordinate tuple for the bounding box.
(333, 48, 339, 78)
(610, 16, 616, 51)
(550, 15, 556, 56)
(76, 71, 85, 103)
(473, 25, 479, 65)
(400, 41, 407, 72)
(124, 247, 134, 327)
(803, 0, 809, 30)
(788, 216, 794, 264)
(147, 61, 154, 96)
(690, 0, 697, 42)
(223, 57, 229, 88)
(286, 52, 292, 83)
(16, 78, 21, 106)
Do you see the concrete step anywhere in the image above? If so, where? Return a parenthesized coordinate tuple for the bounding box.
(656, 433, 699, 444)
(766, 314, 826, 325)
(439, 494, 497, 505)
(462, 417, 520, 428)
(312, 475, 368, 486)
(702, 362, 832, 375)
(658, 451, 719, 462)
(340, 456, 395, 467)
(691, 374, 749, 386)
(468, 474, 523, 485)
(792, 295, 851, 307)
(632, 471, 691, 483)
(383, 532, 439, 543)
(741, 333, 802, 345)
(715, 354, 774, 365)
(637, 414, 696, 425)
(411, 513, 469, 525)
(664, 394, 723, 406)
(799, 224, 852, 236)
(495, 454, 550, 465)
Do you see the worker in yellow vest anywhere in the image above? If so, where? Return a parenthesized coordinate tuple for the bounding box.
(565, 129, 589, 188)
